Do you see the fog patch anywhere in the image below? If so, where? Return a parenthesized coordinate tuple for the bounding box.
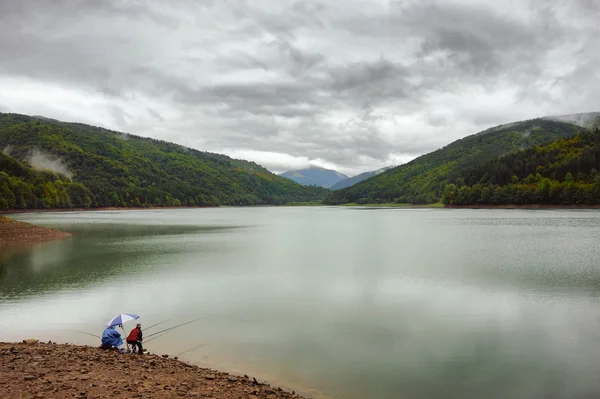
(2, 145, 13, 156)
(27, 148, 73, 179)
(545, 112, 600, 127)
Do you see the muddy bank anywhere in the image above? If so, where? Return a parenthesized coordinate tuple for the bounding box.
(0, 341, 308, 399)
(444, 204, 600, 209)
(0, 216, 71, 246)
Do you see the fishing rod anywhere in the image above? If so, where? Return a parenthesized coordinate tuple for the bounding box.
(76, 330, 100, 339)
(144, 331, 170, 344)
(75, 319, 167, 341)
(175, 342, 209, 357)
(144, 319, 170, 331)
(144, 315, 211, 339)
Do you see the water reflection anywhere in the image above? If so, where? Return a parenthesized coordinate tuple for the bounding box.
(0, 223, 241, 299)
(1, 208, 600, 399)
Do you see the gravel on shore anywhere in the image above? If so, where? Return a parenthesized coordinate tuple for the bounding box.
(0, 216, 71, 246)
(0, 341, 308, 399)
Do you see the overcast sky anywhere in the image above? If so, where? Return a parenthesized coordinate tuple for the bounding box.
(1, 0, 599, 176)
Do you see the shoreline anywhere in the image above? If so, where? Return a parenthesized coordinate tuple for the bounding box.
(0, 216, 71, 247)
(444, 204, 600, 209)
(0, 205, 218, 214)
(0, 204, 309, 214)
(0, 341, 309, 399)
(2, 202, 599, 217)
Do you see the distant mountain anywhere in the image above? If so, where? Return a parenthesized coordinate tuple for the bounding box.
(330, 166, 394, 190)
(279, 167, 348, 188)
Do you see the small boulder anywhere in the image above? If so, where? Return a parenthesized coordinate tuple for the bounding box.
(23, 339, 39, 345)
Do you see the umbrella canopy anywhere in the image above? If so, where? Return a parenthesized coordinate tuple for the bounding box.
(106, 313, 140, 328)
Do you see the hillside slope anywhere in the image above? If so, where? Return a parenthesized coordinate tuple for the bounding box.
(0, 151, 94, 209)
(329, 166, 394, 190)
(0, 113, 329, 209)
(443, 128, 600, 205)
(324, 118, 584, 204)
(278, 167, 347, 188)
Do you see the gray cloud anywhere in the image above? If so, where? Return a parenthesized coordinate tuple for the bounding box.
(0, 0, 599, 176)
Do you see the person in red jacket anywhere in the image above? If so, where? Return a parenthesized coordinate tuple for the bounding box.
(127, 323, 144, 354)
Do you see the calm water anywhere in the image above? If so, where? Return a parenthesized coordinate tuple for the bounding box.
(2, 208, 600, 399)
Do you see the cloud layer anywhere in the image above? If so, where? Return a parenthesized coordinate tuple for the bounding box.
(1, 0, 599, 175)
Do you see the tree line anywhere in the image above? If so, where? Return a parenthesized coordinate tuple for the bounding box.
(0, 114, 329, 210)
(442, 128, 600, 205)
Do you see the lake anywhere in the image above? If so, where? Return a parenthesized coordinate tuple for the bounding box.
(2, 207, 600, 399)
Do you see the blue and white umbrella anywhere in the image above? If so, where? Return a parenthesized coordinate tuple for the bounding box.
(106, 313, 140, 328)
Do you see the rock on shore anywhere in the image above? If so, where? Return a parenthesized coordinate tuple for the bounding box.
(0, 342, 308, 399)
(0, 216, 71, 246)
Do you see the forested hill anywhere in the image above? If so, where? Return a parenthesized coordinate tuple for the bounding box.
(0, 113, 329, 210)
(442, 128, 600, 205)
(324, 118, 584, 205)
(0, 151, 95, 209)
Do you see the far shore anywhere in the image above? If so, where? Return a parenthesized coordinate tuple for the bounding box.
(444, 204, 600, 209)
(0, 204, 326, 214)
(3, 202, 600, 215)
(0, 205, 217, 214)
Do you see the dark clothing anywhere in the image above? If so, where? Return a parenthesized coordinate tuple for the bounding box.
(126, 327, 143, 354)
(130, 340, 143, 354)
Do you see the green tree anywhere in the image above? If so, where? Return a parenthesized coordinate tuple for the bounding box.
(565, 172, 574, 182)
(442, 184, 457, 205)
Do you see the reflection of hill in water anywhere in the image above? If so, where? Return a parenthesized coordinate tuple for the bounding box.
(0, 223, 240, 299)
(53, 223, 244, 238)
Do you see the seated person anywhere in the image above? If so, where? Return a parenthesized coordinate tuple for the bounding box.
(100, 325, 123, 350)
(126, 323, 144, 354)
